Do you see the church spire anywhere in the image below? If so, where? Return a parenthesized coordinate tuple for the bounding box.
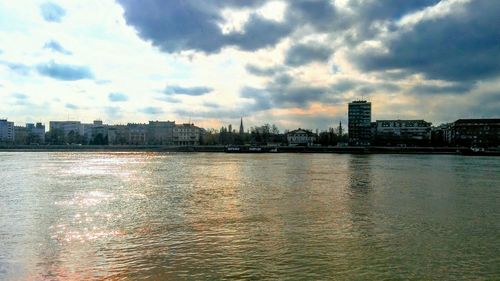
(239, 117, 244, 134)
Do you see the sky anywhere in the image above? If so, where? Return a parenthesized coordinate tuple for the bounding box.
(0, 0, 499, 130)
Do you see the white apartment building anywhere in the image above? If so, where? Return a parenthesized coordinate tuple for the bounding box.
(173, 123, 201, 145)
(287, 128, 316, 146)
(375, 120, 432, 140)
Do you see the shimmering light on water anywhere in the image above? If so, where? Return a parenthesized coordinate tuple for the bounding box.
(0, 152, 499, 280)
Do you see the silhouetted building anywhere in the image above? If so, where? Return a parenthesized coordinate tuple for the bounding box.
(287, 128, 316, 146)
(449, 118, 500, 147)
(0, 119, 15, 142)
(239, 117, 244, 135)
(348, 100, 371, 146)
(373, 120, 432, 146)
(431, 123, 452, 146)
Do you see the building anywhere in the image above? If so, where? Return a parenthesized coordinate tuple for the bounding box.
(0, 119, 15, 142)
(287, 128, 316, 146)
(26, 123, 46, 144)
(147, 121, 175, 145)
(107, 125, 128, 145)
(373, 120, 432, 146)
(49, 121, 84, 136)
(348, 100, 372, 146)
(449, 119, 500, 147)
(127, 123, 147, 145)
(431, 123, 452, 146)
(173, 123, 202, 145)
(14, 126, 28, 144)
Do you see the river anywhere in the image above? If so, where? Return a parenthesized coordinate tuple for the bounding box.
(0, 152, 499, 280)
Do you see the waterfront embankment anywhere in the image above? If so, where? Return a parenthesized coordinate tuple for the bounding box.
(2, 144, 499, 155)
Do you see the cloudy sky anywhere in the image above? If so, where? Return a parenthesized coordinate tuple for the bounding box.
(0, 0, 498, 130)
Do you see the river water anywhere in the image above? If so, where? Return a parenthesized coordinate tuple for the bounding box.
(0, 152, 499, 280)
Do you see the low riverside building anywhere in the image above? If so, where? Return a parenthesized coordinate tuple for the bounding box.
(127, 123, 147, 145)
(14, 126, 28, 144)
(373, 120, 432, 146)
(173, 123, 202, 145)
(287, 128, 316, 146)
(26, 123, 46, 144)
(49, 121, 84, 136)
(82, 120, 109, 144)
(431, 123, 452, 146)
(449, 118, 500, 147)
(107, 125, 128, 145)
(0, 119, 15, 142)
(147, 121, 175, 145)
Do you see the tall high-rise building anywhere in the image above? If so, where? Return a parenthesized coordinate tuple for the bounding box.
(239, 117, 244, 135)
(0, 119, 15, 142)
(348, 100, 371, 146)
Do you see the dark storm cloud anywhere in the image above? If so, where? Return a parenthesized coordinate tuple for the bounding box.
(286, 0, 337, 31)
(245, 64, 285, 77)
(44, 40, 72, 55)
(350, 0, 440, 22)
(330, 79, 400, 95)
(240, 87, 272, 111)
(117, 0, 292, 53)
(285, 44, 332, 66)
(164, 85, 213, 96)
(116, 0, 450, 55)
(410, 82, 475, 96)
(274, 74, 293, 86)
(241, 78, 341, 112)
(108, 92, 128, 102)
(353, 0, 500, 82)
(36, 61, 94, 81)
(225, 14, 292, 52)
(40, 2, 66, 22)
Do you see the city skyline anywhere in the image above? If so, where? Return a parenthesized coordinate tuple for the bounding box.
(1, 1, 499, 130)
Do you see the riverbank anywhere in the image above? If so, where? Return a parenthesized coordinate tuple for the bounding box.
(1, 144, 499, 155)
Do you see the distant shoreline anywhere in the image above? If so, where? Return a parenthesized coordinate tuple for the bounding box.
(1, 145, 499, 156)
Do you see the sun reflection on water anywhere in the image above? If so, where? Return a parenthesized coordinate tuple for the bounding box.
(1, 152, 499, 280)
